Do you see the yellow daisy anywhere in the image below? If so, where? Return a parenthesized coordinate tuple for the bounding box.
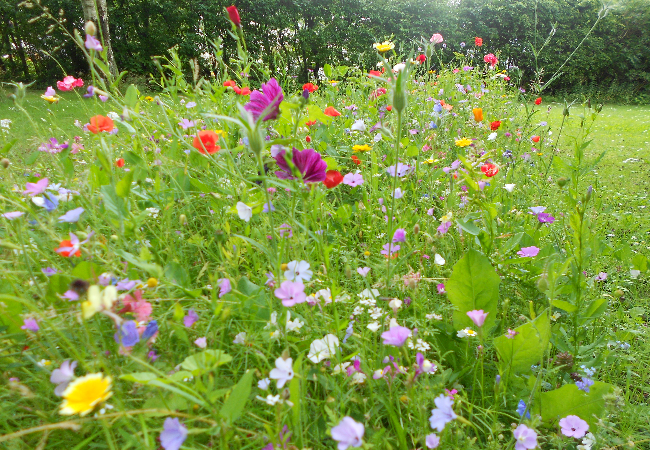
(455, 137, 472, 147)
(423, 158, 438, 165)
(41, 95, 59, 103)
(352, 144, 372, 153)
(59, 373, 112, 416)
(144, 96, 154, 101)
(373, 41, 395, 53)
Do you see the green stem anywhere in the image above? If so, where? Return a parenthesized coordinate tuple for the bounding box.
(385, 110, 403, 289)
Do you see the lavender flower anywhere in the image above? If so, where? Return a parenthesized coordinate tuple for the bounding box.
(218, 278, 231, 297)
(517, 400, 531, 419)
(160, 417, 188, 450)
(381, 325, 411, 347)
(21, 318, 39, 332)
(517, 246, 540, 257)
(392, 228, 406, 242)
(513, 424, 537, 450)
(85, 34, 103, 51)
(429, 394, 457, 431)
(331, 416, 364, 450)
(274, 148, 327, 183)
(244, 78, 284, 121)
(184, 309, 198, 328)
(116, 321, 140, 347)
(50, 360, 77, 396)
(58, 207, 85, 223)
(559, 415, 589, 438)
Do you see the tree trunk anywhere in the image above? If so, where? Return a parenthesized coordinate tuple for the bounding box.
(80, 0, 117, 76)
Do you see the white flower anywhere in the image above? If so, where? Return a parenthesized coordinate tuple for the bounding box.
(578, 433, 596, 450)
(426, 313, 443, 320)
(367, 322, 381, 332)
(457, 329, 468, 338)
(630, 269, 641, 279)
(487, 132, 498, 141)
(145, 207, 160, 218)
(408, 338, 431, 352)
(504, 184, 516, 192)
(388, 298, 402, 312)
(257, 394, 281, 405)
(369, 307, 384, 320)
(351, 372, 367, 384)
(107, 111, 119, 120)
(284, 260, 313, 283)
(434, 254, 446, 265)
(389, 318, 399, 329)
(269, 357, 294, 388)
(358, 288, 380, 300)
(264, 311, 278, 329)
(351, 119, 366, 132)
(352, 306, 365, 316)
(286, 312, 304, 332)
(374, 133, 382, 142)
(393, 63, 406, 73)
(332, 362, 351, 375)
(258, 378, 271, 390)
(315, 288, 333, 304)
(233, 332, 247, 344)
(307, 334, 339, 363)
(393, 188, 404, 199)
(236, 202, 253, 222)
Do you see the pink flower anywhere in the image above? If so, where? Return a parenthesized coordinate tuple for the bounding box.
(194, 337, 207, 348)
(57, 76, 83, 91)
(122, 290, 152, 322)
(392, 228, 406, 242)
(436, 283, 446, 294)
(466, 309, 488, 328)
(357, 267, 370, 277)
(559, 415, 589, 439)
(218, 278, 231, 297)
(331, 416, 364, 450)
(381, 325, 411, 347)
(21, 318, 39, 332)
(437, 221, 452, 235)
(513, 424, 537, 450)
(517, 246, 540, 257)
(425, 433, 441, 448)
(23, 178, 49, 196)
(184, 309, 199, 328)
(274, 280, 307, 307)
(506, 328, 519, 339)
(483, 53, 498, 67)
(430, 34, 444, 44)
(343, 173, 364, 187)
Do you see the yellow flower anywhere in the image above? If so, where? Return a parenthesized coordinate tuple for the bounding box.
(352, 144, 372, 153)
(41, 95, 59, 103)
(363, 251, 370, 256)
(145, 96, 154, 101)
(464, 328, 477, 337)
(455, 138, 472, 147)
(59, 373, 112, 416)
(82, 285, 117, 319)
(328, 80, 339, 86)
(147, 277, 158, 288)
(440, 211, 453, 222)
(423, 158, 438, 165)
(373, 41, 395, 53)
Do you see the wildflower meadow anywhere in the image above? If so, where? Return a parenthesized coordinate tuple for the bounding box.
(1, 4, 649, 450)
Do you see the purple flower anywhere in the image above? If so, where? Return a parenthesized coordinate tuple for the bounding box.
(342, 173, 364, 187)
(218, 278, 231, 297)
(517, 400, 530, 419)
(513, 424, 537, 450)
(185, 102, 197, 109)
(429, 394, 457, 431)
(160, 417, 188, 450)
(244, 78, 284, 121)
(184, 309, 198, 327)
(386, 163, 413, 177)
(194, 337, 207, 348)
(2, 211, 24, 220)
(99, 95, 108, 102)
(559, 415, 589, 439)
(83, 85, 95, 98)
(506, 328, 519, 339)
(576, 377, 594, 393)
(381, 325, 411, 347)
(58, 207, 85, 223)
(425, 434, 440, 449)
(357, 267, 370, 277)
(116, 321, 140, 347)
(274, 280, 307, 307)
(392, 228, 406, 242)
(38, 138, 69, 153)
(517, 246, 539, 257)
(274, 148, 327, 183)
(116, 278, 138, 291)
(437, 222, 452, 235)
(24, 178, 49, 196)
(537, 212, 555, 223)
(21, 318, 39, 332)
(50, 360, 77, 396)
(142, 320, 158, 340)
(178, 118, 195, 130)
(466, 309, 488, 327)
(85, 34, 103, 51)
(148, 350, 159, 361)
(279, 223, 293, 238)
(60, 290, 79, 301)
(594, 272, 607, 281)
(331, 416, 364, 450)
(42, 267, 57, 276)
(436, 283, 446, 294)
(380, 243, 400, 256)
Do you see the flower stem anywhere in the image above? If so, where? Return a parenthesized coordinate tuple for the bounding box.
(385, 109, 403, 289)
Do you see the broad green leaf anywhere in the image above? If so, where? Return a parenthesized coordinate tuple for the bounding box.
(632, 253, 648, 272)
(71, 261, 102, 280)
(551, 300, 577, 313)
(1, 138, 17, 155)
(495, 310, 550, 374)
(455, 218, 480, 235)
(237, 277, 261, 296)
(120, 372, 158, 384)
(181, 349, 232, 374)
(116, 171, 134, 198)
(536, 381, 613, 428)
(124, 84, 139, 109)
(114, 249, 163, 278)
(307, 105, 332, 125)
(219, 370, 253, 424)
(323, 63, 333, 78)
(446, 249, 500, 330)
(579, 298, 608, 324)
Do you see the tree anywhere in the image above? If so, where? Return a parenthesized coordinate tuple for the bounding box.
(80, 0, 117, 75)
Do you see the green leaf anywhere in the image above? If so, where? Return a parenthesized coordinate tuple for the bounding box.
(323, 157, 338, 170)
(632, 253, 648, 272)
(100, 185, 125, 219)
(551, 300, 578, 313)
(495, 310, 551, 374)
(536, 382, 613, 428)
(579, 298, 608, 324)
(219, 370, 254, 424)
(446, 249, 500, 330)
(116, 171, 134, 198)
(114, 249, 163, 278)
(124, 84, 139, 109)
(323, 64, 333, 78)
(71, 261, 102, 280)
(120, 372, 158, 384)
(1, 138, 17, 155)
(181, 350, 232, 375)
(455, 218, 480, 235)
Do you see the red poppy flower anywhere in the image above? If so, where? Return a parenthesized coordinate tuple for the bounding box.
(416, 54, 426, 63)
(302, 83, 318, 93)
(475, 37, 483, 46)
(535, 97, 542, 105)
(223, 80, 237, 88)
(226, 5, 241, 27)
(490, 120, 501, 131)
(386, 105, 393, 111)
(481, 163, 499, 177)
(87, 115, 115, 134)
(368, 70, 382, 77)
(193, 130, 221, 154)
(115, 158, 125, 168)
(56, 240, 81, 257)
(324, 106, 341, 117)
(531, 135, 540, 143)
(305, 120, 317, 127)
(305, 136, 311, 143)
(323, 170, 343, 188)
(233, 86, 251, 95)
(351, 155, 361, 165)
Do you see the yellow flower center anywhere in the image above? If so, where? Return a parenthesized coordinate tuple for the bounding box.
(60, 373, 112, 416)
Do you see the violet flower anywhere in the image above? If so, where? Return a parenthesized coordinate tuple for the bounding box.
(38, 138, 69, 154)
(386, 163, 413, 177)
(331, 416, 364, 450)
(381, 243, 400, 256)
(517, 246, 539, 257)
(160, 417, 188, 450)
(559, 415, 589, 439)
(537, 212, 555, 223)
(184, 309, 198, 328)
(513, 424, 537, 450)
(142, 320, 158, 340)
(58, 207, 85, 223)
(274, 148, 327, 183)
(115, 320, 140, 347)
(50, 360, 77, 396)
(380, 325, 411, 347)
(244, 78, 284, 121)
(83, 85, 95, 98)
(429, 394, 457, 431)
(218, 278, 231, 297)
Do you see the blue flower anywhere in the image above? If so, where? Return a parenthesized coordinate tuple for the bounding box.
(116, 321, 140, 347)
(142, 320, 158, 340)
(517, 400, 531, 419)
(160, 417, 188, 450)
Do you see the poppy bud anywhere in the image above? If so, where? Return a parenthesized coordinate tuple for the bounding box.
(179, 214, 187, 226)
(556, 177, 568, 188)
(85, 21, 96, 36)
(226, 5, 241, 27)
(531, 135, 540, 143)
(536, 274, 548, 292)
(344, 264, 352, 279)
(115, 158, 125, 168)
(1, 158, 9, 168)
(413, 223, 420, 235)
(391, 68, 408, 113)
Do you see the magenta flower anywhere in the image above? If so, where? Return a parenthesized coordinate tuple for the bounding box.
(436, 283, 446, 294)
(513, 424, 538, 450)
(244, 78, 284, 121)
(24, 178, 49, 196)
(184, 309, 198, 327)
(381, 325, 411, 347)
(50, 360, 77, 396)
(466, 309, 488, 328)
(506, 328, 519, 339)
(160, 417, 188, 450)
(60, 290, 79, 301)
(437, 221, 452, 234)
(343, 173, 364, 187)
(85, 34, 103, 51)
(381, 243, 400, 256)
(594, 272, 607, 281)
(392, 228, 406, 242)
(274, 280, 307, 307)
(537, 212, 555, 223)
(21, 318, 39, 332)
(559, 415, 589, 439)
(218, 278, 231, 297)
(517, 246, 539, 257)
(275, 148, 327, 183)
(331, 416, 364, 450)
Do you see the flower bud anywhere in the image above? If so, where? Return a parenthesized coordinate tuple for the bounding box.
(391, 68, 408, 113)
(179, 214, 187, 226)
(147, 278, 158, 288)
(413, 223, 420, 235)
(613, 289, 624, 299)
(536, 274, 549, 293)
(556, 177, 568, 188)
(344, 264, 352, 279)
(1, 158, 9, 168)
(85, 21, 96, 36)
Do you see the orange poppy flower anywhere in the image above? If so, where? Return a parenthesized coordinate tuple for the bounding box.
(475, 37, 483, 47)
(368, 70, 382, 77)
(115, 158, 125, 168)
(87, 115, 115, 134)
(323, 170, 343, 188)
(193, 130, 221, 154)
(481, 163, 499, 177)
(223, 80, 237, 88)
(305, 120, 317, 127)
(56, 240, 81, 257)
(351, 155, 361, 165)
(386, 105, 393, 111)
(535, 97, 542, 105)
(233, 86, 251, 95)
(324, 106, 341, 117)
(472, 108, 483, 122)
(490, 120, 501, 130)
(531, 135, 540, 143)
(302, 83, 318, 93)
